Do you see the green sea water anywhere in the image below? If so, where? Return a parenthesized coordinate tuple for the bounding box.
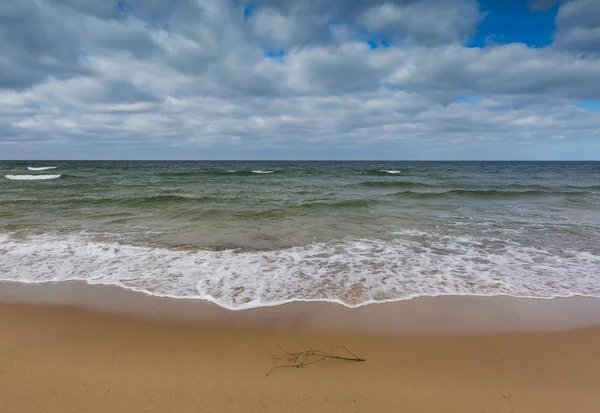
(1, 161, 599, 308)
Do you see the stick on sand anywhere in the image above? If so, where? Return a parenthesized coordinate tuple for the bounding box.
(266, 345, 365, 376)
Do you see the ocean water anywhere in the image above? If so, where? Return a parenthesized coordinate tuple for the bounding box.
(1, 161, 599, 309)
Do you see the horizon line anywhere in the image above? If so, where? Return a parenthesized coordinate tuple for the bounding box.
(1, 159, 599, 162)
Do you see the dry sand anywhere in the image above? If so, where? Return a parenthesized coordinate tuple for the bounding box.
(2, 297, 600, 412)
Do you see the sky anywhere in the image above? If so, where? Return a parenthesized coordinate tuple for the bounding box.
(1, 0, 599, 160)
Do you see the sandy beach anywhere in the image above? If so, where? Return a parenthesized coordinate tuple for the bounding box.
(1, 283, 600, 412)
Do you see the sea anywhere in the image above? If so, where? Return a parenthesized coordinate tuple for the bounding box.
(1, 161, 599, 309)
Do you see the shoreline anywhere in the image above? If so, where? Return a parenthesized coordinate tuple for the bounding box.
(2, 280, 600, 334)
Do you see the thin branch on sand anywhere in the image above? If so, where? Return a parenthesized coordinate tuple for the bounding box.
(266, 345, 365, 376)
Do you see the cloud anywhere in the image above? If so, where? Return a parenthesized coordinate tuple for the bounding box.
(246, 0, 482, 49)
(0, 1, 89, 89)
(360, 0, 482, 46)
(383, 43, 600, 102)
(0, 0, 599, 159)
(554, 0, 600, 53)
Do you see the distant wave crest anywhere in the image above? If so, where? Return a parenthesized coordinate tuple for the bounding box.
(158, 170, 277, 177)
(27, 166, 57, 171)
(363, 169, 406, 176)
(5, 174, 61, 181)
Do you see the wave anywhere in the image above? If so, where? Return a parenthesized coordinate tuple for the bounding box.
(4, 174, 61, 181)
(27, 166, 57, 171)
(364, 182, 599, 192)
(563, 184, 600, 191)
(390, 189, 589, 199)
(92, 194, 219, 207)
(361, 181, 435, 189)
(486, 183, 600, 191)
(0, 194, 223, 209)
(297, 198, 377, 209)
(502, 184, 550, 190)
(197, 198, 379, 219)
(0, 196, 375, 213)
(361, 169, 410, 176)
(157, 171, 218, 178)
(1, 232, 598, 310)
(158, 170, 276, 177)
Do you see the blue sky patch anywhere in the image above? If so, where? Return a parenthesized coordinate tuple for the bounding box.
(456, 96, 483, 104)
(117, 0, 134, 14)
(469, 0, 558, 47)
(367, 38, 390, 50)
(243, 3, 256, 19)
(266, 50, 285, 60)
(357, 28, 391, 50)
(575, 101, 600, 111)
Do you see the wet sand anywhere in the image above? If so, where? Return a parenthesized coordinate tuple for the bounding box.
(2, 281, 600, 334)
(1, 282, 600, 412)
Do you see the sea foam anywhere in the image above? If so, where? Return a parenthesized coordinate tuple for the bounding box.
(1, 231, 598, 310)
(251, 170, 275, 174)
(27, 166, 57, 171)
(4, 174, 61, 180)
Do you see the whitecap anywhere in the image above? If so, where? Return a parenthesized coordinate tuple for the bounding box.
(5, 174, 61, 180)
(380, 170, 402, 174)
(251, 170, 275, 174)
(27, 166, 57, 171)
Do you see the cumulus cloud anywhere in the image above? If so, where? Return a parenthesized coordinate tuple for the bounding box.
(0, 0, 599, 159)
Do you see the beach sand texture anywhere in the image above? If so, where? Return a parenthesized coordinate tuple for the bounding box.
(2, 293, 600, 413)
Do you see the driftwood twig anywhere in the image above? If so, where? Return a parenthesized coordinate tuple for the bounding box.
(266, 345, 365, 376)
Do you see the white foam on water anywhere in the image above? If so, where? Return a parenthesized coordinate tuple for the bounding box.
(251, 170, 275, 174)
(393, 229, 430, 237)
(1, 232, 599, 310)
(4, 174, 61, 181)
(380, 170, 401, 174)
(27, 167, 57, 171)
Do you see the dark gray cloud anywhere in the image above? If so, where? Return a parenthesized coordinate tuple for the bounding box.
(0, 1, 89, 88)
(554, 0, 600, 53)
(0, 0, 599, 160)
